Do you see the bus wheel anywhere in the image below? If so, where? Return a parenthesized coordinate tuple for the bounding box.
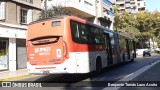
(131, 53, 135, 62)
(95, 58, 102, 75)
(131, 59, 134, 62)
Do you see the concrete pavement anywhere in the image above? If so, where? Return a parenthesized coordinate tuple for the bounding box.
(0, 69, 36, 81)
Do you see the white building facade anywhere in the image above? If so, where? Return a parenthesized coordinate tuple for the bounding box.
(114, 0, 146, 14)
(0, 0, 41, 71)
(42, 0, 114, 30)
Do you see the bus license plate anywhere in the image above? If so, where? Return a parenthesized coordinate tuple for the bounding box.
(43, 71, 50, 74)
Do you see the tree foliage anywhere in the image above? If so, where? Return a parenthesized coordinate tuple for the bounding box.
(113, 9, 160, 48)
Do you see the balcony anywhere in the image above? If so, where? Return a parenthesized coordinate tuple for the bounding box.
(12, 0, 41, 9)
(116, 0, 125, 4)
(20, 0, 33, 4)
(125, 4, 130, 7)
(138, 7, 145, 11)
(103, 0, 113, 8)
(130, 4, 136, 8)
(46, 0, 96, 18)
(119, 6, 125, 9)
(130, 0, 135, 2)
(125, 0, 130, 3)
(126, 9, 131, 12)
(131, 9, 137, 13)
(137, 1, 146, 8)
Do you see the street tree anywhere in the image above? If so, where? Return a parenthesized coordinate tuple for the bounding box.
(38, 5, 84, 20)
(152, 10, 160, 47)
(113, 9, 140, 41)
(113, 10, 160, 48)
(135, 11, 158, 48)
(118, 26, 140, 42)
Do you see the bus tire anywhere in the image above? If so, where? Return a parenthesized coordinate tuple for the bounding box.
(123, 53, 125, 62)
(131, 59, 134, 62)
(95, 57, 102, 75)
(131, 53, 135, 62)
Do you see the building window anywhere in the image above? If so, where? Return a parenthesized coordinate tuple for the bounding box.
(20, 9, 27, 24)
(0, 2, 5, 20)
(21, 0, 33, 4)
(144, 2, 146, 6)
(84, 1, 93, 10)
(20, 8, 33, 24)
(138, 3, 140, 7)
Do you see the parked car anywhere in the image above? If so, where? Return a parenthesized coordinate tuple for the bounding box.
(143, 50, 151, 57)
(155, 48, 160, 53)
(136, 49, 148, 56)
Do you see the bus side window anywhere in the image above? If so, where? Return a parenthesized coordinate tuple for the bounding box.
(78, 23, 89, 44)
(81, 31, 87, 41)
(90, 27, 96, 44)
(99, 30, 105, 45)
(70, 21, 80, 43)
(90, 27, 100, 44)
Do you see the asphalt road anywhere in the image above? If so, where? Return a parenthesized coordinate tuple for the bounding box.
(19, 56, 160, 82)
(118, 56, 160, 90)
(1, 55, 160, 90)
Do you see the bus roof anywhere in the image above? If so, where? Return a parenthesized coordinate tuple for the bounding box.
(29, 15, 114, 33)
(29, 16, 107, 29)
(66, 16, 114, 33)
(28, 15, 67, 25)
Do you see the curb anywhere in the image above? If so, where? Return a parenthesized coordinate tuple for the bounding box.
(0, 74, 36, 81)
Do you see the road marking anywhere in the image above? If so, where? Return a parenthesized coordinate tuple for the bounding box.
(124, 73, 134, 78)
(103, 60, 160, 90)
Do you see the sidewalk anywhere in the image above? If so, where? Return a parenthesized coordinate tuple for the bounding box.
(0, 69, 36, 81)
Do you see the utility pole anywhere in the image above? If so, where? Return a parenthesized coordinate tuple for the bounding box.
(44, 0, 47, 18)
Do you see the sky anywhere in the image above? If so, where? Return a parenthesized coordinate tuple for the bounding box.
(146, 0, 160, 12)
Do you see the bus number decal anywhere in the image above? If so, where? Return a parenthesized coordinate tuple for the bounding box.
(56, 49, 61, 58)
(34, 47, 51, 55)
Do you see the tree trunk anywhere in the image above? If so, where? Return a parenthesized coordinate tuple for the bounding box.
(152, 37, 155, 49)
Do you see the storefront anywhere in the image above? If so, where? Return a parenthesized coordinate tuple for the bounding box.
(0, 23, 27, 71)
(0, 38, 9, 70)
(16, 39, 26, 69)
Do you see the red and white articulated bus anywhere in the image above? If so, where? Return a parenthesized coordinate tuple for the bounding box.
(26, 16, 136, 74)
